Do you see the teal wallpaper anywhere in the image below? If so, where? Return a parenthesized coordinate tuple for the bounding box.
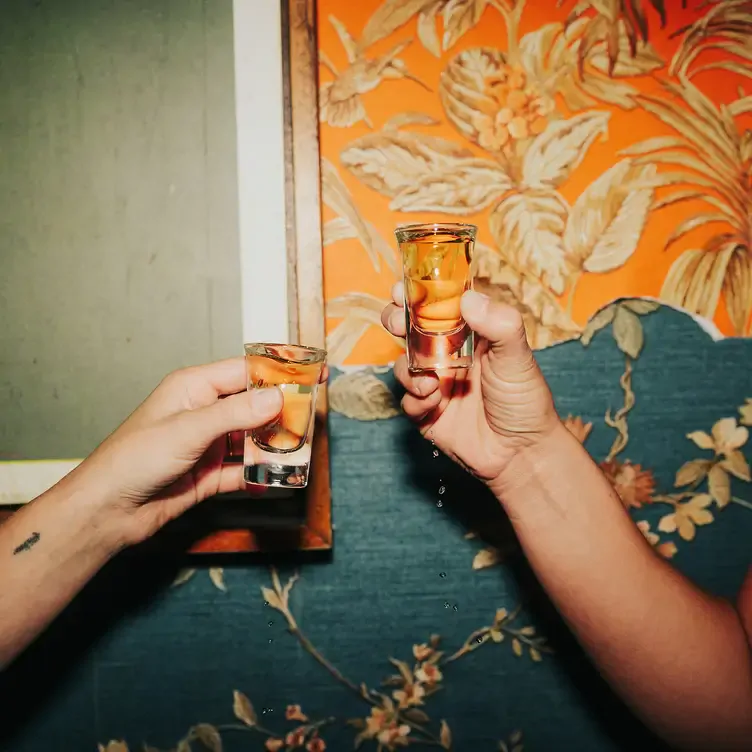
(1, 307, 750, 751)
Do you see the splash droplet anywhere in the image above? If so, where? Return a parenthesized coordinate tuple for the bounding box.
(443, 601, 450, 609)
(263, 600, 269, 607)
(268, 638, 274, 644)
(436, 500, 444, 508)
(432, 449, 439, 458)
(476, 636, 483, 644)
(439, 572, 447, 578)
(438, 486, 445, 495)
(268, 620, 274, 627)
(453, 604, 459, 612)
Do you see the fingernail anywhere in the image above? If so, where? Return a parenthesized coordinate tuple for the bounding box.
(461, 290, 489, 318)
(415, 376, 436, 395)
(250, 387, 282, 412)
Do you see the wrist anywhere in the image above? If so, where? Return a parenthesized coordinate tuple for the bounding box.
(487, 419, 575, 508)
(51, 465, 131, 557)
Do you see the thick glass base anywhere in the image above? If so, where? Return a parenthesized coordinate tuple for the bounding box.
(244, 462, 310, 488)
(406, 323, 474, 373)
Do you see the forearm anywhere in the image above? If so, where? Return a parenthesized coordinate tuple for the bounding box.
(0, 472, 120, 667)
(495, 423, 752, 750)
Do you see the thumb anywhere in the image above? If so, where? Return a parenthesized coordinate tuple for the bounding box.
(460, 291, 536, 383)
(462, 290, 531, 354)
(187, 387, 284, 446)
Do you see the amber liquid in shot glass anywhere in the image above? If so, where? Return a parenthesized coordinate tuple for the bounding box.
(244, 343, 326, 488)
(396, 222, 476, 372)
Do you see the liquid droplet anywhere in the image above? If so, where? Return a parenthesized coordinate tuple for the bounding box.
(432, 449, 439, 458)
(263, 600, 269, 607)
(268, 638, 274, 644)
(476, 636, 483, 644)
(443, 601, 450, 609)
(439, 572, 447, 578)
(438, 486, 445, 495)
(262, 707, 270, 715)
(268, 620, 274, 627)
(436, 500, 444, 508)
(453, 604, 459, 612)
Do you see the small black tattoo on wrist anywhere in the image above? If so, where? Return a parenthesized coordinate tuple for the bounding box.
(13, 532, 40, 555)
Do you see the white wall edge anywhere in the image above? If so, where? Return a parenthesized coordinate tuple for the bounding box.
(0, 460, 81, 506)
(233, 0, 290, 345)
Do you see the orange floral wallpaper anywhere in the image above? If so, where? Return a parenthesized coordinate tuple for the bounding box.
(318, 0, 752, 366)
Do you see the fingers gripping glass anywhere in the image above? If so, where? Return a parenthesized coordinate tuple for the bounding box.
(243, 343, 326, 488)
(395, 222, 477, 372)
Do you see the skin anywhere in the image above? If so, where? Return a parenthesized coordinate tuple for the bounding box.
(382, 283, 752, 751)
(0, 357, 327, 668)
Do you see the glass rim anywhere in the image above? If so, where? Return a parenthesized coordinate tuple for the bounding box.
(394, 222, 477, 241)
(244, 342, 327, 363)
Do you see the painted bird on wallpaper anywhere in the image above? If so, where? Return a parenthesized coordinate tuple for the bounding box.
(319, 15, 430, 128)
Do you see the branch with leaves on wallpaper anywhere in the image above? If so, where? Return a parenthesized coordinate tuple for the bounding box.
(101, 567, 542, 752)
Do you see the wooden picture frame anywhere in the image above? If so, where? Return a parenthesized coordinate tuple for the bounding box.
(0, 0, 332, 554)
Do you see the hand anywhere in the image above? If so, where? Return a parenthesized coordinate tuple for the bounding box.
(66, 357, 321, 547)
(381, 282, 560, 490)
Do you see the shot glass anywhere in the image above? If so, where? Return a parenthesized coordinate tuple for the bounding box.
(243, 343, 326, 488)
(395, 222, 476, 372)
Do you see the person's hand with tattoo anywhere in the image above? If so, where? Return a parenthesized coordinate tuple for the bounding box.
(0, 357, 307, 667)
(382, 286, 752, 751)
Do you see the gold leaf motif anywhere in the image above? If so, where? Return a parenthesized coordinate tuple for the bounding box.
(721, 451, 751, 482)
(209, 568, 226, 592)
(329, 372, 400, 421)
(490, 189, 570, 294)
(472, 547, 502, 570)
(589, 24, 664, 77)
(674, 459, 711, 487)
(621, 299, 660, 315)
(342, 127, 473, 195)
(687, 430, 715, 451)
(417, 5, 442, 57)
(261, 586, 284, 612)
(522, 111, 610, 189)
(529, 647, 542, 662)
(722, 248, 752, 335)
(326, 319, 373, 368)
(383, 112, 440, 130)
(611, 306, 644, 359)
(193, 724, 222, 752)
(442, 0, 489, 51)
(172, 568, 196, 587)
(580, 305, 615, 346)
(440, 719, 452, 749)
(360, 0, 438, 50)
(708, 465, 731, 508)
(321, 158, 398, 275)
(326, 293, 398, 367)
(564, 160, 655, 273)
(511, 638, 523, 657)
(391, 160, 513, 214)
(232, 690, 257, 727)
(474, 244, 581, 350)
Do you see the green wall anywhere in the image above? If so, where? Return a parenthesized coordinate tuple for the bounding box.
(0, 0, 241, 460)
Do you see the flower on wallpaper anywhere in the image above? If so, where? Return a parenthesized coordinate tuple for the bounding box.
(624, 77, 752, 334)
(637, 520, 678, 559)
(599, 459, 656, 509)
(658, 493, 715, 542)
(319, 15, 429, 128)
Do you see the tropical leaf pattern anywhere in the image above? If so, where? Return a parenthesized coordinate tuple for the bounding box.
(319, 0, 752, 367)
